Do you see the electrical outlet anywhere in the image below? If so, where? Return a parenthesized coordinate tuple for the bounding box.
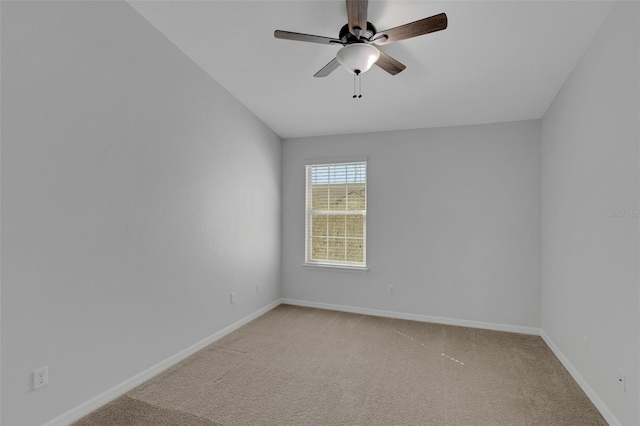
(583, 336, 589, 354)
(388, 284, 395, 295)
(256, 283, 260, 294)
(33, 366, 48, 390)
(617, 369, 626, 393)
(230, 292, 236, 304)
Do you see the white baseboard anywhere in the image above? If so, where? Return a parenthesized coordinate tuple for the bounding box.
(540, 330, 620, 426)
(281, 298, 541, 335)
(44, 299, 283, 426)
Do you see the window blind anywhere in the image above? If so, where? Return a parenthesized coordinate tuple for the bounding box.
(305, 161, 367, 267)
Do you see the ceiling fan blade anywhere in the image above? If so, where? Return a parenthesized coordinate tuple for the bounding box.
(274, 30, 344, 45)
(375, 50, 406, 75)
(314, 58, 341, 77)
(346, 0, 368, 38)
(373, 13, 447, 45)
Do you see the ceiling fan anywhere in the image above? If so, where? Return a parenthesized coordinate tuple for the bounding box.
(274, 0, 447, 97)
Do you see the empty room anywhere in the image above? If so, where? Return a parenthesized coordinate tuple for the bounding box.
(1, 0, 638, 425)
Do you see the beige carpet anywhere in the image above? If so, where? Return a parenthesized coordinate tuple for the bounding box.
(74, 304, 606, 426)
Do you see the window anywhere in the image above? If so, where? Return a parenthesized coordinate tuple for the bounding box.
(305, 161, 367, 268)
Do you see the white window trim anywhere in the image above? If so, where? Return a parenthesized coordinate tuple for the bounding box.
(304, 158, 367, 269)
(302, 263, 369, 273)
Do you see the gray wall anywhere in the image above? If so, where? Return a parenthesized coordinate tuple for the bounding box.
(1, 2, 281, 424)
(282, 120, 541, 329)
(540, 2, 639, 425)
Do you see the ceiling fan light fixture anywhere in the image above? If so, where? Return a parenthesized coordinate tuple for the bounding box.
(336, 43, 380, 74)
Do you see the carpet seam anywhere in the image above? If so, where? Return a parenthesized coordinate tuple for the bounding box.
(123, 394, 225, 426)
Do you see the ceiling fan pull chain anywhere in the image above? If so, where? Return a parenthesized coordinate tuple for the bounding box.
(353, 72, 357, 98)
(353, 70, 362, 99)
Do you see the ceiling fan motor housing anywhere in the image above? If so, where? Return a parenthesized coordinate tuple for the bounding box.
(339, 22, 377, 44)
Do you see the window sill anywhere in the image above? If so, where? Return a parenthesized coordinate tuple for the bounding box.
(302, 263, 369, 273)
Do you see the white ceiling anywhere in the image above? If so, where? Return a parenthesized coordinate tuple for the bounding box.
(128, 1, 612, 139)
